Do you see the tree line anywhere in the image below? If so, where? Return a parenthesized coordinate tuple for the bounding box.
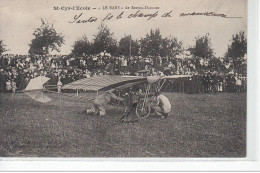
(0, 19, 247, 63)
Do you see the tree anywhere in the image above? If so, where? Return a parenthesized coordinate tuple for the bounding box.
(118, 35, 139, 56)
(71, 35, 92, 56)
(28, 19, 65, 55)
(160, 36, 184, 59)
(140, 29, 162, 57)
(225, 31, 247, 73)
(225, 31, 247, 59)
(188, 33, 214, 59)
(0, 40, 7, 56)
(139, 29, 183, 58)
(92, 23, 117, 55)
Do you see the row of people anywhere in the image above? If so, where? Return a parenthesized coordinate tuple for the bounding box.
(0, 53, 246, 93)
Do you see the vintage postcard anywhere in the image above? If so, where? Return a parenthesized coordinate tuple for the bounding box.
(0, 0, 250, 160)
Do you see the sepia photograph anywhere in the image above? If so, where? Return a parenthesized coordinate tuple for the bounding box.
(0, 0, 248, 159)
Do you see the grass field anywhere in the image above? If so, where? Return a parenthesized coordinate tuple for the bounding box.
(0, 92, 246, 157)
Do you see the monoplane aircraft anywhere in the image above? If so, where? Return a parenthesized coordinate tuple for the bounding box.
(23, 74, 192, 119)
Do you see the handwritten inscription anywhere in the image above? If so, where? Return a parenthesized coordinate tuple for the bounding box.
(102, 10, 160, 21)
(179, 12, 242, 18)
(68, 13, 97, 23)
(66, 10, 242, 24)
(128, 10, 158, 20)
(68, 10, 173, 23)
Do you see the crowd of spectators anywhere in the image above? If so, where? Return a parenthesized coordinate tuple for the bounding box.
(0, 52, 247, 93)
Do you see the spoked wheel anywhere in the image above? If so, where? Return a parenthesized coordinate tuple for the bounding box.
(135, 102, 151, 119)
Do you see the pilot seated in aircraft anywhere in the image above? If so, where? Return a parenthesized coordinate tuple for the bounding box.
(86, 89, 124, 116)
(151, 91, 171, 118)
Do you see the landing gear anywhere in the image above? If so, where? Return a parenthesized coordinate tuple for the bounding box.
(135, 102, 151, 119)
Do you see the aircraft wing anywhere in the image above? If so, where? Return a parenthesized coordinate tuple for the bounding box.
(113, 80, 146, 90)
(62, 75, 146, 91)
(162, 75, 193, 79)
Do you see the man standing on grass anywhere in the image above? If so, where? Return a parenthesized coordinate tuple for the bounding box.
(152, 91, 171, 118)
(86, 89, 124, 116)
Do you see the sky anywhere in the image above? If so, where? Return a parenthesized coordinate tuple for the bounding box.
(0, 0, 247, 57)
